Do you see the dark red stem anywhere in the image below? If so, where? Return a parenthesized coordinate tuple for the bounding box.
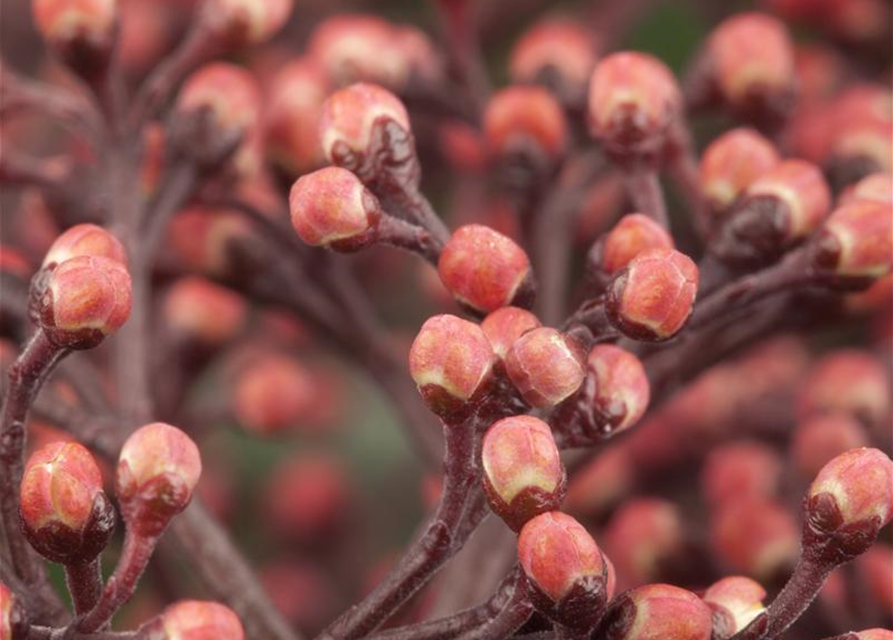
(64, 559, 104, 617)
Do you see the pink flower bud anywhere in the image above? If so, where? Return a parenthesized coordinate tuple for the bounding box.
(607, 248, 698, 341)
(168, 206, 251, 277)
(605, 498, 683, 588)
(603, 584, 713, 640)
(701, 441, 783, 509)
(234, 355, 315, 435)
(587, 52, 681, 162)
(509, 20, 597, 101)
(706, 13, 795, 112)
(711, 498, 799, 580)
(289, 167, 382, 251)
(116, 423, 202, 536)
(481, 416, 565, 531)
(0, 583, 26, 640)
(743, 159, 832, 240)
(699, 128, 780, 212)
(808, 447, 893, 531)
(585, 344, 650, 433)
(518, 512, 612, 627)
(854, 630, 893, 640)
(702, 576, 767, 635)
(42, 224, 126, 269)
(408, 315, 495, 417)
(438, 224, 534, 314)
(264, 59, 329, 176)
(20, 441, 113, 564)
(202, 0, 292, 46)
(792, 414, 869, 479)
(797, 350, 890, 427)
(827, 85, 892, 182)
(176, 63, 261, 138)
(484, 86, 568, 160)
(480, 307, 541, 361)
(505, 328, 585, 408)
(163, 277, 246, 346)
(815, 200, 892, 278)
(566, 448, 633, 517)
(162, 600, 244, 640)
(839, 173, 893, 206)
(38, 255, 132, 349)
(319, 83, 410, 163)
(596, 212, 675, 277)
(32, 0, 116, 60)
(265, 454, 349, 539)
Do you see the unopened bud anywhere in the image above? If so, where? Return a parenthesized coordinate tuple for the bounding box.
(792, 414, 868, 480)
(584, 344, 650, 434)
(202, 0, 292, 46)
(815, 200, 892, 279)
(605, 498, 683, 587)
(484, 86, 568, 161)
(701, 441, 782, 509)
(234, 355, 315, 435)
(509, 20, 597, 102)
(699, 128, 780, 213)
(702, 576, 767, 635)
(163, 277, 247, 347)
(32, 0, 117, 74)
(162, 600, 244, 640)
(602, 584, 713, 640)
(505, 328, 585, 408)
(711, 498, 799, 580)
(593, 213, 675, 278)
(42, 224, 126, 269)
(176, 63, 261, 140)
(480, 307, 541, 361)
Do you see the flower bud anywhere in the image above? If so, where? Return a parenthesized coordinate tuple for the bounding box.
(602, 584, 713, 640)
(32, 0, 117, 73)
(792, 413, 868, 479)
(408, 315, 495, 417)
(505, 328, 585, 408)
(584, 344, 650, 434)
(481, 416, 565, 531)
(853, 631, 893, 640)
(202, 0, 292, 46)
(163, 277, 247, 347)
(19, 442, 113, 564)
(706, 13, 795, 121)
(606, 248, 698, 341)
(702, 576, 767, 635)
(699, 128, 780, 213)
(234, 355, 314, 435)
(265, 454, 349, 539)
(438, 224, 534, 314)
(319, 83, 410, 164)
(38, 255, 132, 349)
(838, 173, 892, 206)
(176, 63, 261, 140)
(162, 600, 244, 640)
(483, 86, 568, 161)
(289, 167, 382, 252)
(593, 213, 675, 277)
(827, 85, 892, 186)
(806, 448, 893, 558)
(587, 52, 682, 164)
(711, 498, 799, 580)
(168, 206, 251, 277)
(815, 200, 892, 279)
(797, 350, 890, 427)
(480, 307, 541, 361)
(0, 583, 27, 640)
(605, 498, 684, 588)
(509, 20, 597, 102)
(701, 441, 782, 510)
(116, 422, 202, 536)
(42, 224, 126, 269)
(518, 511, 612, 628)
(566, 448, 633, 517)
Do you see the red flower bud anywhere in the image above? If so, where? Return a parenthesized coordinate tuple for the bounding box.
(605, 498, 683, 588)
(481, 416, 566, 531)
(264, 59, 329, 177)
(509, 20, 597, 101)
(42, 224, 126, 269)
(38, 255, 132, 349)
(827, 85, 892, 182)
(702, 576, 767, 635)
(32, 0, 117, 68)
(839, 173, 892, 207)
(163, 277, 246, 347)
(518, 511, 612, 627)
(319, 83, 410, 163)
(202, 0, 292, 46)
(480, 306, 541, 361)
(176, 63, 261, 139)
(162, 600, 244, 640)
(808, 447, 893, 530)
(746, 159, 831, 237)
(792, 414, 869, 479)
(265, 454, 350, 539)
(0, 583, 27, 640)
(116, 423, 202, 536)
(566, 448, 633, 517)
(585, 344, 650, 433)
(483, 86, 568, 160)
(234, 355, 315, 435)
(438, 224, 534, 314)
(607, 248, 698, 341)
(587, 52, 681, 163)
(505, 328, 585, 408)
(797, 350, 890, 427)
(701, 441, 782, 509)
(20, 441, 113, 564)
(289, 167, 382, 251)
(854, 631, 893, 640)
(168, 206, 251, 277)
(408, 314, 495, 417)
(711, 498, 799, 579)
(706, 13, 795, 114)
(815, 200, 892, 278)
(595, 213, 675, 277)
(603, 584, 713, 640)
(699, 128, 780, 212)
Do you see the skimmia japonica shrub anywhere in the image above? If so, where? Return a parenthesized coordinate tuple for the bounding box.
(0, 0, 891, 639)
